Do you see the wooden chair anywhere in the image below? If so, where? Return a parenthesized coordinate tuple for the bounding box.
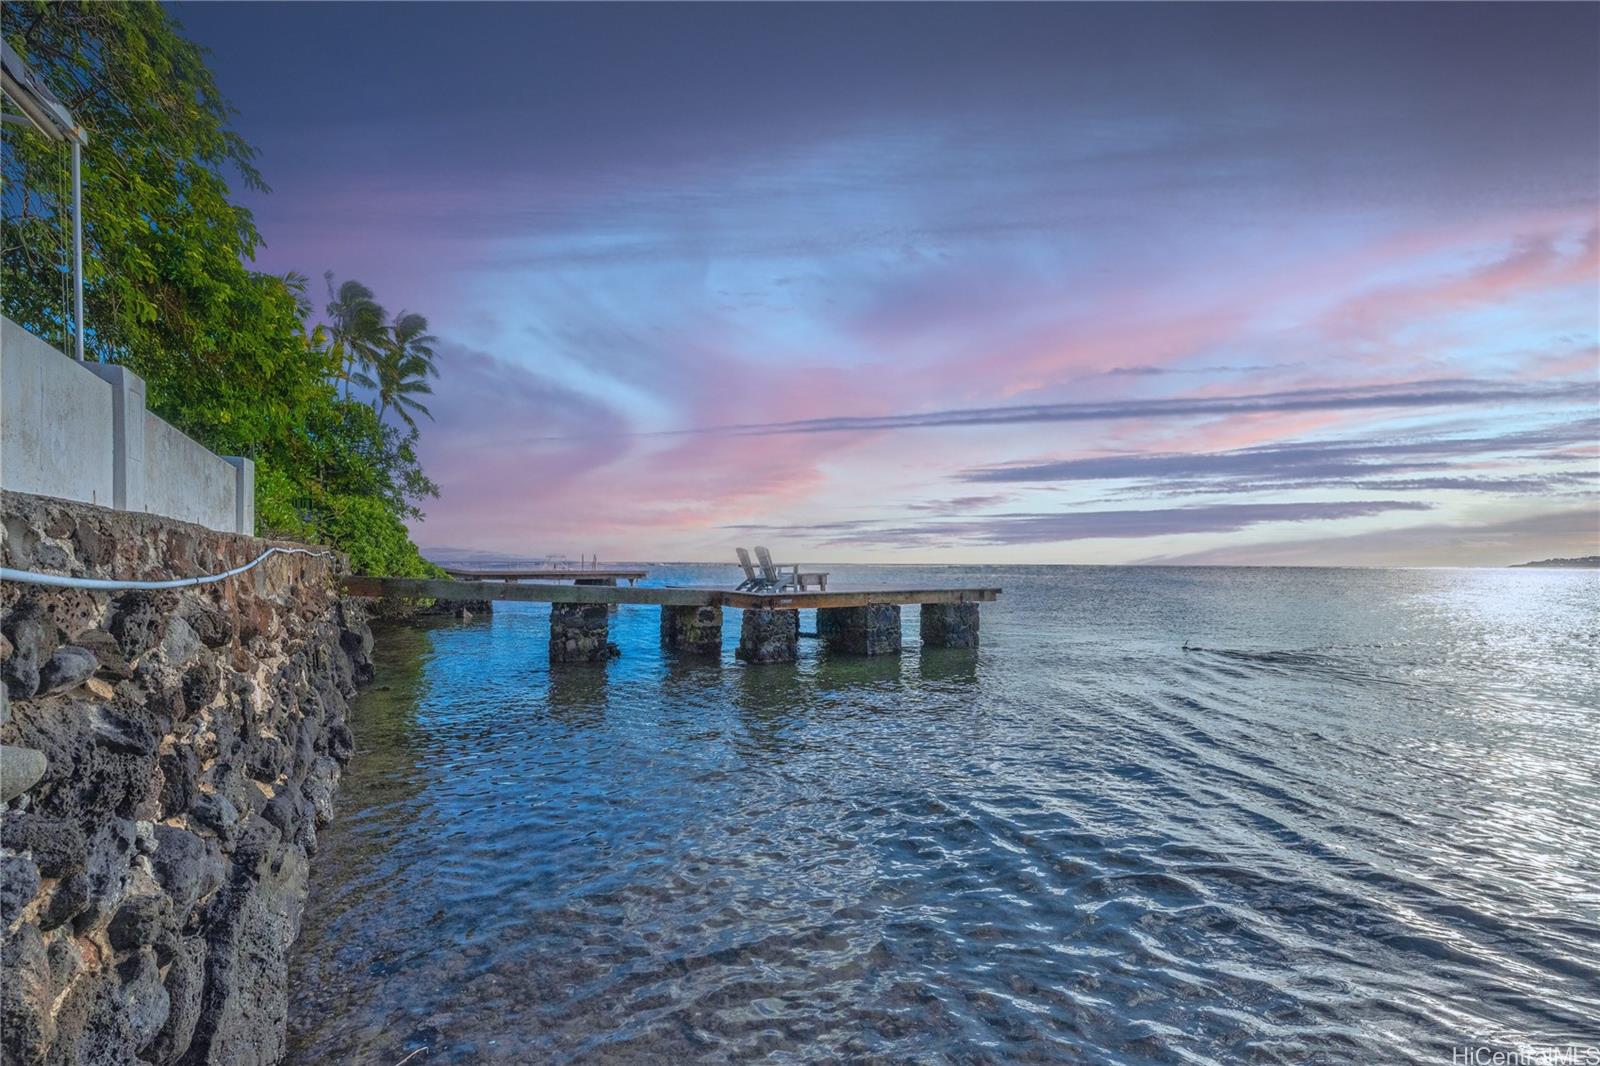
(754, 546, 800, 592)
(735, 548, 763, 591)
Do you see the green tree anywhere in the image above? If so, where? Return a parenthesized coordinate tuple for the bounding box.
(2, 1, 265, 368)
(323, 272, 386, 399)
(2, 2, 442, 577)
(375, 311, 438, 429)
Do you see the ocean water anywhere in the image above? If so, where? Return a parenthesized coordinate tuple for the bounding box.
(285, 565, 1600, 1064)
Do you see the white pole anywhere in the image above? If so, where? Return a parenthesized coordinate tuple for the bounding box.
(70, 137, 84, 361)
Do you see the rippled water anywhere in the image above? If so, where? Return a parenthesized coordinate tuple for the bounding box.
(286, 565, 1600, 1064)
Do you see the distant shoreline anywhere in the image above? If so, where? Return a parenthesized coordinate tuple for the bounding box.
(421, 553, 1600, 571)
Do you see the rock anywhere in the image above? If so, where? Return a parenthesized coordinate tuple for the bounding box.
(160, 615, 202, 668)
(0, 811, 86, 878)
(182, 599, 234, 649)
(149, 824, 225, 913)
(46, 935, 82, 989)
(70, 517, 113, 568)
(259, 790, 302, 842)
(181, 657, 221, 712)
(0, 850, 41, 920)
(301, 756, 340, 827)
(0, 922, 55, 1061)
(0, 744, 48, 802)
(158, 746, 201, 818)
(85, 705, 159, 755)
(2, 604, 54, 699)
(30, 541, 69, 572)
(114, 947, 170, 1053)
(73, 820, 137, 933)
(327, 721, 354, 762)
(231, 816, 284, 882)
(40, 871, 89, 931)
(190, 792, 241, 848)
(73, 627, 133, 680)
(108, 892, 173, 950)
(182, 843, 308, 1066)
(36, 645, 97, 694)
(150, 937, 205, 1062)
(337, 601, 374, 684)
(244, 734, 286, 782)
(134, 820, 157, 854)
(109, 591, 169, 660)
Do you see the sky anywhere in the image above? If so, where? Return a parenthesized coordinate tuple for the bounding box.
(173, 2, 1599, 566)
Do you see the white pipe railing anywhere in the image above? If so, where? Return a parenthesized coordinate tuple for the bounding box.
(0, 546, 334, 592)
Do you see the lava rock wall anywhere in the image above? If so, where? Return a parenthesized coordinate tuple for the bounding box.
(0, 491, 373, 1066)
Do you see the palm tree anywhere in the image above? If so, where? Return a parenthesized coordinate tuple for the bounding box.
(280, 271, 313, 317)
(374, 311, 439, 429)
(323, 272, 387, 399)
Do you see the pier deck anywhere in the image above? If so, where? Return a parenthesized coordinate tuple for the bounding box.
(344, 576, 999, 609)
(342, 577, 999, 663)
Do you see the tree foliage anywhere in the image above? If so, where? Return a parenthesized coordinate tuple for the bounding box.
(2, 1, 442, 577)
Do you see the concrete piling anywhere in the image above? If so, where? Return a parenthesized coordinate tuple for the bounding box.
(816, 604, 902, 656)
(920, 602, 980, 649)
(736, 607, 799, 664)
(660, 604, 723, 656)
(550, 602, 614, 663)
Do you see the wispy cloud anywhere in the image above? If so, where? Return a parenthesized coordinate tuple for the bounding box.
(906, 494, 1013, 514)
(962, 418, 1600, 491)
(1139, 506, 1600, 567)
(733, 500, 1432, 548)
(524, 379, 1596, 443)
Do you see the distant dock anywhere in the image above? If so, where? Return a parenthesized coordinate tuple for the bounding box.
(343, 576, 999, 664)
(440, 566, 647, 586)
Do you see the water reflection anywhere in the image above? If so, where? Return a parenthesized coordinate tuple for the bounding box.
(812, 648, 906, 690)
(546, 665, 608, 726)
(917, 646, 979, 684)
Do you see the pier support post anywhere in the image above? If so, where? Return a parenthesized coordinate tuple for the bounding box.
(736, 607, 798, 664)
(920, 602, 980, 649)
(550, 603, 613, 663)
(817, 605, 902, 656)
(660, 604, 723, 657)
(576, 576, 619, 613)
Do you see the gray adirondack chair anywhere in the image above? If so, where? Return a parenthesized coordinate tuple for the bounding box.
(754, 546, 800, 592)
(735, 548, 763, 591)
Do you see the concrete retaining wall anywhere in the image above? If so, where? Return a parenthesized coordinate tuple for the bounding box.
(0, 320, 115, 509)
(1, 317, 254, 535)
(141, 415, 242, 533)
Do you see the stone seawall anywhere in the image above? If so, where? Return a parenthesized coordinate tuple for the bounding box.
(0, 491, 373, 1066)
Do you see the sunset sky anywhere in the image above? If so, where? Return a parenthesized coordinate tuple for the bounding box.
(175, 2, 1599, 565)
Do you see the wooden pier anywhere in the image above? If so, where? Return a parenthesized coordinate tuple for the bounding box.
(342, 576, 999, 664)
